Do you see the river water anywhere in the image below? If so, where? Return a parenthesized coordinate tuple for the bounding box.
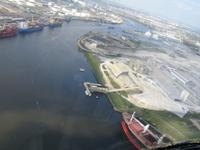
(0, 20, 147, 150)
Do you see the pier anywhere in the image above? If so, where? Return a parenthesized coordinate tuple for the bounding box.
(83, 82, 141, 96)
(84, 82, 108, 96)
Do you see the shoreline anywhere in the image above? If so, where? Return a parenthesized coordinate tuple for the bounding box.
(78, 38, 130, 112)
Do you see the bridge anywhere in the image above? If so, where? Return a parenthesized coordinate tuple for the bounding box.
(83, 82, 141, 96)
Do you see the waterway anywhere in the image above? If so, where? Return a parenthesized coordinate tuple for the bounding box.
(0, 20, 147, 150)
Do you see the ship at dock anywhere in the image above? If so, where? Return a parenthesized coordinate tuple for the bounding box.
(121, 112, 171, 150)
(48, 18, 63, 28)
(0, 25, 17, 39)
(18, 20, 43, 34)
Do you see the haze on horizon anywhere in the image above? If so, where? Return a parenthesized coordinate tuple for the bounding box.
(108, 0, 200, 30)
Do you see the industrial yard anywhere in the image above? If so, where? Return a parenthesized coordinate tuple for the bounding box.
(78, 32, 142, 56)
(79, 29, 200, 144)
(79, 31, 200, 118)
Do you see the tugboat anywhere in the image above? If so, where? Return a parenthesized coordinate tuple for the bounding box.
(48, 18, 63, 28)
(121, 112, 171, 149)
(0, 25, 17, 39)
(18, 19, 43, 34)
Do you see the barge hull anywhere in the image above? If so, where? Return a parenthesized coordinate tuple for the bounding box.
(121, 121, 142, 150)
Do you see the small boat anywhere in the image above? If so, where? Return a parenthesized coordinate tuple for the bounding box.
(80, 68, 85, 72)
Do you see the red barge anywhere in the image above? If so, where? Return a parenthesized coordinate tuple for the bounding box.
(121, 112, 171, 150)
(0, 25, 17, 39)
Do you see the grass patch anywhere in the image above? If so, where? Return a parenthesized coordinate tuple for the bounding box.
(85, 52, 104, 83)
